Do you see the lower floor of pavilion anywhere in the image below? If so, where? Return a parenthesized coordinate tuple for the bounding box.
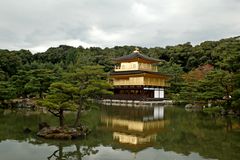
(107, 86, 166, 101)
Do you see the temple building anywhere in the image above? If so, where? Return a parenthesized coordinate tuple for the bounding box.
(110, 48, 169, 100)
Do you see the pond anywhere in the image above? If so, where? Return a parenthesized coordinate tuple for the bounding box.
(0, 106, 239, 160)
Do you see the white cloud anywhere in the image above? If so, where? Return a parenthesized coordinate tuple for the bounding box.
(89, 26, 122, 42)
(29, 39, 97, 53)
(131, 2, 158, 23)
(0, 0, 239, 52)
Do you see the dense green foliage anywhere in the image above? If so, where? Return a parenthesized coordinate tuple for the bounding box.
(0, 36, 239, 113)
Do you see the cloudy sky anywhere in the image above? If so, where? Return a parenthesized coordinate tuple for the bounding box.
(0, 0, 239, 53)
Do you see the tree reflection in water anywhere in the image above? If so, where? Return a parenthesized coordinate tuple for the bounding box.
(47, 143, 98, 160)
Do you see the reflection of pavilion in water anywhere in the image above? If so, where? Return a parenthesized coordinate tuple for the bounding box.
(100, 106, 166, 151)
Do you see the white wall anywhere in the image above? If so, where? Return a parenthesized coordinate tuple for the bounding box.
(154, 88, 164, 98)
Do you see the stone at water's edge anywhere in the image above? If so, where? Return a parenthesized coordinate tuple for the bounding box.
(37, 126, 90, 140)
(185, 104, 193, 109)
(185, 103, 203, 111)
(39, 122, 50, 130)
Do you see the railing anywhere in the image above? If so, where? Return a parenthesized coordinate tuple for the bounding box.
(113, 79, 166, 86)
(114, 63, 158, 72)
(113, 80, 144, 86)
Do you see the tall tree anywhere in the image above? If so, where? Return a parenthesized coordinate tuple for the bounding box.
(63, 65, 112, 127)
(38, 82, 78, 127)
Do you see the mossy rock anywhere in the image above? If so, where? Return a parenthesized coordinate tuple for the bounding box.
(37, 126, 90, 140)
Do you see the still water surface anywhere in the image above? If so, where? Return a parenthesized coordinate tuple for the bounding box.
(0, 106, 239, 160)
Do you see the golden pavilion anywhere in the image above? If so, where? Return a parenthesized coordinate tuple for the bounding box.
(110, 48, 169, 100)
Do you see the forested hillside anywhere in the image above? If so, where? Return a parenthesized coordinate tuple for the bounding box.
(0, 36, 239, 113)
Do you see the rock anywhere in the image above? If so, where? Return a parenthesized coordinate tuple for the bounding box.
(37, 126, 90, 140)
(71, 132, 79, 139)
(53, 133, 71, 140)
(39, 122, 50, 130)
(185, 104, 193, 109)
(45, 134, 53, 139)
(185, 103, 203, 112)
(37, 127, 51, 137)
(52, 128, 61, 134)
